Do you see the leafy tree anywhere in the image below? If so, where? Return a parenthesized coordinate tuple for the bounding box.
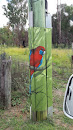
(3, 0, 28, 46)
(52, 4, 73, 47)
(61, 5, 73, 32)
(0, 26, 14, 46)
(3, 0, 28, 29)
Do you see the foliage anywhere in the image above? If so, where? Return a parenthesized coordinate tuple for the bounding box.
(62, 5, 73, 32)
(0, 26, 13, 46)
(12, 97, 21, 106)
(0, 27, 28, 46)
(21, 101, 30, 114)
(52, 4, 73, 47)
(3, 0, 28, 46)
(3, 0, 28, 29)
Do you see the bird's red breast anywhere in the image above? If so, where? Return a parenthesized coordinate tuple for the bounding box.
(30, 46, 45, 67)
(30, 46, 45, 76)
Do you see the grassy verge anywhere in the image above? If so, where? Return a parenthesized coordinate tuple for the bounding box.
(0, 46, 29, 61)
(0, 47, 73, 130)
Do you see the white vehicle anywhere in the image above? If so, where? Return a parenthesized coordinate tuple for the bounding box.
(63, 74, 73, 119)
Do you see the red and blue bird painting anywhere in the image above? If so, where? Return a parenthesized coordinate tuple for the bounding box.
(29, 46, 45, 93)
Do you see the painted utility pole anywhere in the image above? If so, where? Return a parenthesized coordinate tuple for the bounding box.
(28, 0, 52, 121)
(57, 0, 61, 44)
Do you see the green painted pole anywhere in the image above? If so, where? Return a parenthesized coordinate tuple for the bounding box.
(28, 0, 53, 121)
(28, 0, 45, 27)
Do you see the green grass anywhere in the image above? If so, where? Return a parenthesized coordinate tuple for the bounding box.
(0, 47, 73, 130)
(0, 46, 29, 61)
(0, 46, 72, 65)
(52, 48, 72, 67)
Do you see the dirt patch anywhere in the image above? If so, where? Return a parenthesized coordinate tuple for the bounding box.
(55, 119, 61, 126)
(53, 88, 64, 97)
(61, 123, 68, 128)
(54, 108, 63, 115)
(4, 99, 28, 121)
(55, 118, 68, 128)
(69, 126, 73, 130)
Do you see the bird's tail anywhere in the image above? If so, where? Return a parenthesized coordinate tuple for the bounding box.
(29, 84, 31, 94)
(29, 70, 34, 94)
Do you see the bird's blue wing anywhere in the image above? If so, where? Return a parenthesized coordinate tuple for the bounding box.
(37, 57, 43, 68)
(29, 50, 33, 94)
(29, 74, 33, 94)
(29, 50, 32, 60)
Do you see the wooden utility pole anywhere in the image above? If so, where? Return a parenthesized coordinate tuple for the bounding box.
(28, 0, 52, 121)
(57, 0, 61, 44)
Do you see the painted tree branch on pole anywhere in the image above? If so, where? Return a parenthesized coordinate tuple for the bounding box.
(28, 0, 53, 121)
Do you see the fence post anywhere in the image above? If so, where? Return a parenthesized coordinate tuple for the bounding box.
(0, 54, 11, 109)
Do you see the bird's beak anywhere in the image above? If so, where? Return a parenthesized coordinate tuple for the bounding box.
(43, 51, 45, 55)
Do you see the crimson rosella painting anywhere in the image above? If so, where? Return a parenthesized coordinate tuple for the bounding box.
(29, 27, 52, 113)
(29, 46, 45, 93)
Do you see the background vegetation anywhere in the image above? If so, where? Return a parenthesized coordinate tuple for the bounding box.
(0, 47, 73, 130)
(0, 0, 73, 129)
(52, 4, 73, 48)
(0, 0, 28, 47)
(0, 2, 73, 48)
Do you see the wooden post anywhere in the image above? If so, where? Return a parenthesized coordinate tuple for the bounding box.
(28, 0, 52, 121)
(0, 54, 11, 109)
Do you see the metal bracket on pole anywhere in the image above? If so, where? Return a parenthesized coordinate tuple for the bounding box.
(29, 11, 33, 27)
(45, 13, 52, 29)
